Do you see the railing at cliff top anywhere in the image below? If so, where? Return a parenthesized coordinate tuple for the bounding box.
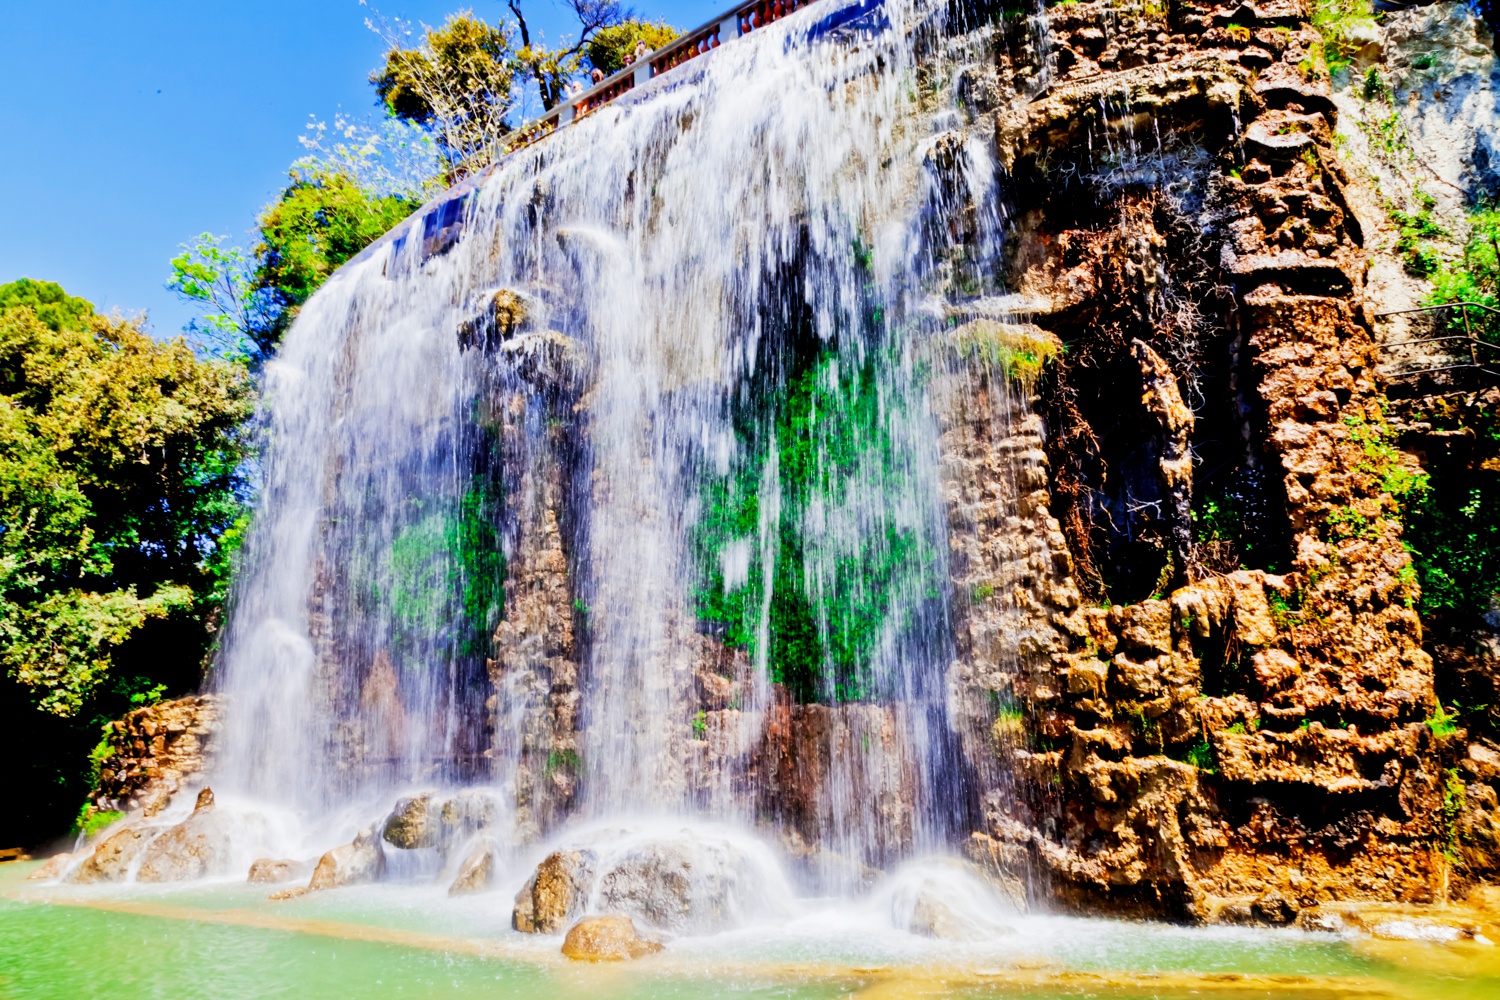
(499, 0, 828, 156)
(1375, 302, 1500, 380)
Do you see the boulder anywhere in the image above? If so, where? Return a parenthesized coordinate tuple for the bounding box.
(383, 794, 437, 849)
(248, 858, 307, 884)
(513, 850, 591, 932)
(560, 916, 664, 961)
(595, 834, 756, 933)
(136, 787, 233, 883)
(26, 853, 72, 881)
(269, 885, 310, 901)
(512, 831, 774, 935)
(68, 826, 156, 884)
(383, 789, 500, 852)
(910, 890, 969, 940)
(448, 841, 495, 896)
(309, 827, 386, 889)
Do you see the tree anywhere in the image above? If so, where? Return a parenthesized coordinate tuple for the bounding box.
(169, 174, 421, 365)
(370, 4, 676, 176)
(0, 284, 252, 843)
(585, 18, 678, 76)
(371, 11, 521, 172)
(507, 0, 629, 112)
(251, 172, 421, 349)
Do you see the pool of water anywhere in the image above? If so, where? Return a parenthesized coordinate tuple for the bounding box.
(3, 862, 1496, 1000)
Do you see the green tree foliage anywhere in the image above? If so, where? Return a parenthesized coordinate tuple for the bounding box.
(1405, 483, 1500, 619)
(0, 279, 94, 333)
(507, 0, 631, 111)
(252, 172, 421, 348)
(0, 284, 252, 842)
(585, 18, 679, 75)
(170, 175, 420, 363)
(371, 4, 652, 174)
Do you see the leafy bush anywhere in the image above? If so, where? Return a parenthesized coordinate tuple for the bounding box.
(1404, 483, 1500, 617)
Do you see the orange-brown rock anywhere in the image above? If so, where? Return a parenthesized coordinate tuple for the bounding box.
(88, 695, 219, 818)
(559, 915, 663, 961)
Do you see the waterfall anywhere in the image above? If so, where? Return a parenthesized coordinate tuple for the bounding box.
(212, 0, 1035, 882)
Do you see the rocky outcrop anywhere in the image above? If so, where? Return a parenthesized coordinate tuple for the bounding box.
(67, 826, 157, 884)
(248, 858, 307, 883)
(308, 827, 386, 889)
(447, 840, 496, 895)
(381, 789, 499, 853)
(27, 852, 72, 880)
(512, 831, 773, 935)
(929, 0, 1458, 921)
(513, 849, 591, 932)
(559, 915, 664, 961)
(88, 695, 219, 818)
(486, 376, 584, 843)
(136, 787, 234, 882)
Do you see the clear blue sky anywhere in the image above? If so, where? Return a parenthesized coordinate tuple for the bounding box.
(0, 0, 710, 337)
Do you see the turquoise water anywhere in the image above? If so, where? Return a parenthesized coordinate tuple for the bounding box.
(4, 863, 1496, 999)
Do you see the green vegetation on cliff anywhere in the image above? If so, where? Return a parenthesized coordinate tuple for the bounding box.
(0, 280, 252, 843)
(693, 347, 940, 703)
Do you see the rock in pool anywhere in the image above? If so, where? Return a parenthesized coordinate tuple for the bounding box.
(560, 915, 664, 961)
(136, 787, 233, 883)
(248, 858, 307, 884)
(309, 827, 386, 889)
(27, 853, 72, 880)
(513, 849, 591, 932)
(448, 840, 495, 896)
(68, 826, 158, 884)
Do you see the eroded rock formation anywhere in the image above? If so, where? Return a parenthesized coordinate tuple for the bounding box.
(89, 695, 219, 818)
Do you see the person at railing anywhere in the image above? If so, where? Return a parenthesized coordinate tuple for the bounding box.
(634, 39, 650, 62)
(591, 67, 605, 84)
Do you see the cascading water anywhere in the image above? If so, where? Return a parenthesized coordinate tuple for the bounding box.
(211, 0, 1033, 895)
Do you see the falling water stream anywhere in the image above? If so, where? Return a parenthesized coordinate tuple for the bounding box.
(212, 0, 997, 867)
(8, 2, 1499, 996)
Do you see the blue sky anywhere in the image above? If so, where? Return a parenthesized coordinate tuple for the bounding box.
(0, 0, 710, 337)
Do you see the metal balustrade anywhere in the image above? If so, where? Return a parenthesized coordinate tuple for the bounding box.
(499, 0, 836, 157)
(1375, 301, 1500, 380)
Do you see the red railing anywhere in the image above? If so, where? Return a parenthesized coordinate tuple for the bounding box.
(740, 0, 817, 33)
(500, 114, 560, 156)
(575, 73, 636, 119)
(500, 0, 832, 161)
(651, 24, 722, 76)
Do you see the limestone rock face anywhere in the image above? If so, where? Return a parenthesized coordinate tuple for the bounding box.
(68, 827, 156, 884)
(513, 850, 591, 932)
(27, 853, 72, 880)
(136, 788, 233, 883)
(89, 695, 219, 818)
(559, 916, 664, 961)
(309, 827, 386, 889)
(447, 841, 495, 896)
(248, 858, 307, 884)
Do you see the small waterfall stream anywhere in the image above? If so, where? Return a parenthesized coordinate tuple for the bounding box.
(212, 0, 1037, 892)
